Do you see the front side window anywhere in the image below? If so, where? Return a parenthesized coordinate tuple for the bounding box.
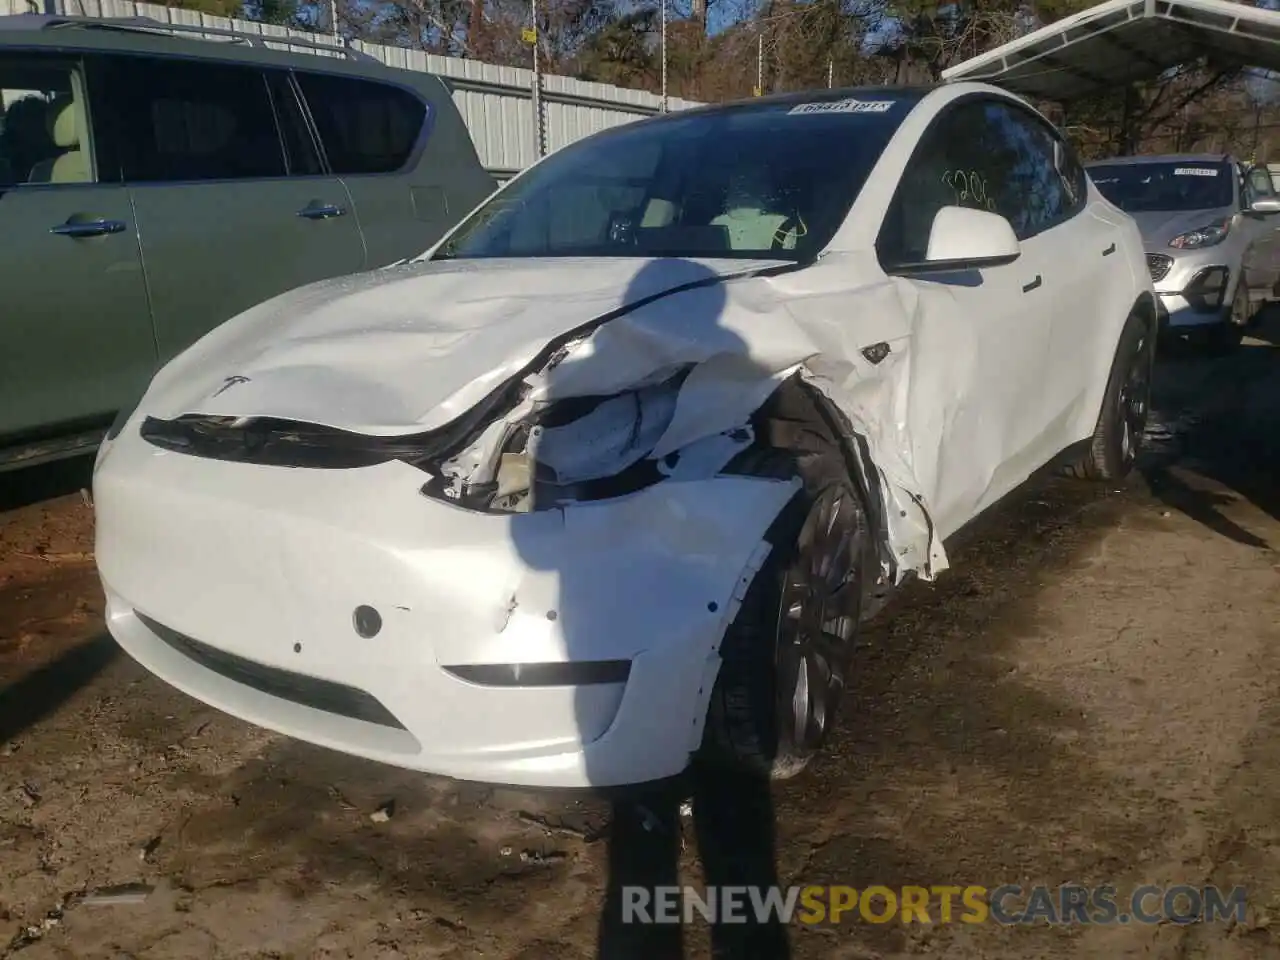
(0, 55, 93, 186)
(99, 55, 286, 182)
(294, 72, 426, 176)
(880, 98, 1084, 266)
(879, 98, 1066, 264)
(434, 94, 920, 262)
(985, 102, 1071, 235)
(1087, 161, 1235, 213)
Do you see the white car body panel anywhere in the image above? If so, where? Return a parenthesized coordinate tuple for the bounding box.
(93, 81, 1153, 788)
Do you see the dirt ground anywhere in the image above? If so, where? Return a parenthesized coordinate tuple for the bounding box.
(1, 316, 1278, 960)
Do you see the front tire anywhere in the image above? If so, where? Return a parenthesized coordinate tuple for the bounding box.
(1063, 309, 1155, 482)
(1203, 280, 1249, 353)
(700, 448, 870, 780)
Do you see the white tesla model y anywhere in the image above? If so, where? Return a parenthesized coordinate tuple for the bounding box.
(92, 81, 1156, 789)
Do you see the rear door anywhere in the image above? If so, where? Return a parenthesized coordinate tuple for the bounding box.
(88, 53, 366, 365)
(293, 69, 450, 266)
(0, 50, 154, 442)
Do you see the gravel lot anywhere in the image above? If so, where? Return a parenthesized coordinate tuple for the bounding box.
(1, 316, 1278, 960)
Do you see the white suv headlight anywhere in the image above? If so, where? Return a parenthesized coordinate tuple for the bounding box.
(1169, 218, 1231, 249)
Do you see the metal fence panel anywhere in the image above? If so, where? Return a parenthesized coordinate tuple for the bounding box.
(0, 0, 705, 177)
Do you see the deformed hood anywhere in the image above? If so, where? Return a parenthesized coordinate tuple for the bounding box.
(142, 255, 795, 435)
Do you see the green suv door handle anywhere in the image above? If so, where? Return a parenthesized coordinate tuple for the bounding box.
(297, 202, 347, 220)
(51, 218, 128, 238)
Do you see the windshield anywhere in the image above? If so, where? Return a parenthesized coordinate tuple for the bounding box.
(1087, 160, 1235, 213)
(432, 94, 919, 262)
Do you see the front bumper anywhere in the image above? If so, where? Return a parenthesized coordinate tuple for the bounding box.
(93, 426, 798, 789)
(1148, 251, 1233, 329)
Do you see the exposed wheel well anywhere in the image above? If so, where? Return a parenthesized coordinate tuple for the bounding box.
(722, 373, 895, 611)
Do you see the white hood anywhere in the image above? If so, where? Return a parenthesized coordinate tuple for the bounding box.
(136, 250, 942, 584)
(144, 256, 796, 435)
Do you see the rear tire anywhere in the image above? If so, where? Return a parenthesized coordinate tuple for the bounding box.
(700, 446, 871, 780)
(1062, 310, 1155, 482)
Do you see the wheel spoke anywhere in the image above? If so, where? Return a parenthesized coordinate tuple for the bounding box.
(813, 627, 851, 663)
(790, 653, 810, 741)
(769, 482, 864, 756)
(824, 575, 859, 613)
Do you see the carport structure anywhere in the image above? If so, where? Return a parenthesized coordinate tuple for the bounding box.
(940, 0, 1280, 102)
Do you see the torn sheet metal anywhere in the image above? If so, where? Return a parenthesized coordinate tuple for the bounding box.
(133, 252, 961, 584)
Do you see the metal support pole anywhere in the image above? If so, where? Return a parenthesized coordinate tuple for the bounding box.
(328, 0, 338, 38)
(530, 0, 545, 158)
(1119, 83, 1137, 156)
(756, 31, 763, 96)
(827, 58, 833, 88)
(660, 0, 667, 112)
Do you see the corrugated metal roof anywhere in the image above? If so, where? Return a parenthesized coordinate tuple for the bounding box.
(941, 0, 1280, 100)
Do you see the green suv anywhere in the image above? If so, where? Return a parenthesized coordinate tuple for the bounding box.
(0, 14, 497, 471)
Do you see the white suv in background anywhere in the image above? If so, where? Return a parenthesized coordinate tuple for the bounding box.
(1088, 153, 1280, 350)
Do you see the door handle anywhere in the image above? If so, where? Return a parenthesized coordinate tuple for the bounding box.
(1102, 243, 1116, 256)
(298, 202, 346, 220)
(50, 218, 127, 238)
(1022, 275, 1043, 292)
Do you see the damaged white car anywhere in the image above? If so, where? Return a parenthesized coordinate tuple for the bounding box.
(93, 81, 1156, 789)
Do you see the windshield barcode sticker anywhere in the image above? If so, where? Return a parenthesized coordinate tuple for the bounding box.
(1173, 167, 1219, 176)
(787, 98, 894, 115)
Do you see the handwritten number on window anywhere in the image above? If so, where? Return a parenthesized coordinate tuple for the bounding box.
(942, 169, 997, 212)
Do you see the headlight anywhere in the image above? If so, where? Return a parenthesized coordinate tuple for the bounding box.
(1169, 218, 1231, 249)
(527, 379, 679, 485)
(484, 370, 687, 511)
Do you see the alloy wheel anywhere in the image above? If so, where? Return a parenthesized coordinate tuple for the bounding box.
(774, 484, 862, 755)
(1117, 330, 1153, 467)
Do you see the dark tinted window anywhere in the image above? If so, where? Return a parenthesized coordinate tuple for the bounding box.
(878, 98, 1072, 264)
(264, 69, 322, 176)
(436, 94, 918, 261)
(1087, 161, 1234, 212)
(99, 56, 285, 182)
(295, 72, 426, 175)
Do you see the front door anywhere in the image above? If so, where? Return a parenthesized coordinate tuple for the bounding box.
(87, 53, 366, 366)
(874, 96, 1057, 539)
(0, 52, 155, 441)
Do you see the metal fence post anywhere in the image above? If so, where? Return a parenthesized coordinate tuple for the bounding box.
(527, 0, 546, 160)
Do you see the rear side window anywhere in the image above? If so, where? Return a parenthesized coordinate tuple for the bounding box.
(96, 55, 286, 182)
(294, 72, 426, 175)
(0, 53, 94, 186)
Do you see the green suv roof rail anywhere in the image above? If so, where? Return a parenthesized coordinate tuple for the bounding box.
(0, 12, 382, 64)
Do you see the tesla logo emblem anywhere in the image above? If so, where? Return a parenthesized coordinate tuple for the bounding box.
(212, 375, 250, 398)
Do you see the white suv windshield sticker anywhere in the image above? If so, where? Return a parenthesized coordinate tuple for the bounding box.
(1173, 167, 1219, 176)
(787, 98, 894, 115)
